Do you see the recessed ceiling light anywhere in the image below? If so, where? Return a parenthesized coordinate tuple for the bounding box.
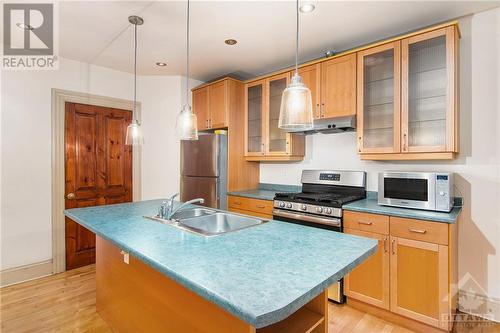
(224, 39, 237, 46)
(155, 62, 167, 67)
(299, 3, 316, 13)
(16, 22, 34, 30)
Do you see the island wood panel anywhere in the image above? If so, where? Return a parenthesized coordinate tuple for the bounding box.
(96, 236, 256, 333)
(65, 103, 132, 270)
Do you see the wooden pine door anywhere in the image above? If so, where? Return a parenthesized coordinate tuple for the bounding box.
(390, 236, 449, 329)
(65, 102, 133, 270)
(208, 80, 228, 129)
(193, 86, 209, 130)
(298, 64, 321, 119)
(320, 53, 356, 119)
(344, 228, 390, 310)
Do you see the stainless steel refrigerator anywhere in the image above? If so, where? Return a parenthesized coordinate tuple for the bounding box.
(180, 132, 228, 209)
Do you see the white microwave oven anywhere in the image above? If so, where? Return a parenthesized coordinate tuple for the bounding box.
(378, 172, 454, 212)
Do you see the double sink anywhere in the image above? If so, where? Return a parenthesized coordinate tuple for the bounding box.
(147, 208, 267, 236)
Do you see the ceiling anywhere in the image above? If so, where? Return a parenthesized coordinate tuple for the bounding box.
(59, 1, 500, 82)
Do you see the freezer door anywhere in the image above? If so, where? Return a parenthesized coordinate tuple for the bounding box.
(180, 134, 219, 177)
(180, 176, 218, 208)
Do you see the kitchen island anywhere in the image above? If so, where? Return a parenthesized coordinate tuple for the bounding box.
(65, 199, 377, 332)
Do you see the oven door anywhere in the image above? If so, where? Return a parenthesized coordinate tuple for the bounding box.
(378, 172, 436, 210)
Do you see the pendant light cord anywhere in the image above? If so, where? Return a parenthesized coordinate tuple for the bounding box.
(185, 0, 190, 108)
(295, 0, 299, 75)
(133, 22, 138, 122)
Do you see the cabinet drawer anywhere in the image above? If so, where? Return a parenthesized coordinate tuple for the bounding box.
(229, 208, 272, 220)
(228, 196, 273, 215)
(390, 217, 448, 245)
(344, 211, 389, 235)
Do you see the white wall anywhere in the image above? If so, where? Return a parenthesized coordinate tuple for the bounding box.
(0, 57, 194, 270)
(262, 8, 500, 305)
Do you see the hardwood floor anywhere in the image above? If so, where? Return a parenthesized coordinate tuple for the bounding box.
(1, 265, 499, 333)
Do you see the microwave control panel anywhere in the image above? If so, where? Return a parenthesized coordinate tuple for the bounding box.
(435, 173, 453, 211)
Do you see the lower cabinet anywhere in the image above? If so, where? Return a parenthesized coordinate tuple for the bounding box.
(227, 195, 273, 219)
(344, 211, 457, 332)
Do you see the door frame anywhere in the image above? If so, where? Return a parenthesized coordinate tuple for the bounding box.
(51, 88, 142, 274)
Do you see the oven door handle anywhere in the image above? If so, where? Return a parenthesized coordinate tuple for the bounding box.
(273, 209, 341, 227)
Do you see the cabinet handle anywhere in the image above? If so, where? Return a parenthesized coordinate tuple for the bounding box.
(206, 119, 209, 129)
(262, 142, 265, 155)
(392, 239, 396, 255)
(409, 228, 427, 234)
(357, 136, 362, 153)
(316, 104, 320, 118)
(321, 103, 325, 118)
(383, 237, 388, 253)
(209, 118, 212, 128)
(403, 133, 408, 151)
(233, 201, 242, 205)
(358, 220, 372, 226)
(256, 205, 266, 209)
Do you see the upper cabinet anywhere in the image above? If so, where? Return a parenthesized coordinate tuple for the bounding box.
(320, 54, 357, 119)
(357, 42, 401, 154)
(192, 78, 234, 130)
(358, 25, 458, 160)
(244, 73, 305, 161)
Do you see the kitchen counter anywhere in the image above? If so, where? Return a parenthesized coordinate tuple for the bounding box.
(65, 199, 377, 328)
(343, 193, 462, 224)
(227, 183, 301, 201)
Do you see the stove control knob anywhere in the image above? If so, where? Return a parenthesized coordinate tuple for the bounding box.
(316, 207, 323, 213)
(286, 202, 292, 208)
(301, 204, 307, 211)
(325, 208, 333, 215)
(279, 201, 285, 208)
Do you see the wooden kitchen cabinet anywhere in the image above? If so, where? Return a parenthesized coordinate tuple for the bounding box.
(320, 53, 357, 119)
(345, 211, 457, 332)
(344, 228, 390, 310)
(192, 86, 209, 131)
(298, 64, 321, 119)
(192, 78, 236, 130)
(358, 25, 459, 160)
(227, 195, 273, 219)
(244, 74, 305, 161)
(357, 42, 401, 154)
(390, 236, 449, 329)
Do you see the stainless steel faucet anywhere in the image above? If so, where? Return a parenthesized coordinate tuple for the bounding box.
(158, 193, 205, 220)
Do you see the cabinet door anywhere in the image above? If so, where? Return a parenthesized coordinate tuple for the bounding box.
(402, 27, 457, 153)
(265, 73, 290, 155)
(344, 228, 390, 310)
(245, 80, 265, 156)
(320, 53, 356, 119)
(357, 42, 401, 153)
(298, 64, 321, 119)
(193, 87, 209, 130)
(209, 80, 228, 129)
(390, 236, 449, 329)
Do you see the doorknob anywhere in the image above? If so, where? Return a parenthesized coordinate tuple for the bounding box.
(66, 192, 76, 200)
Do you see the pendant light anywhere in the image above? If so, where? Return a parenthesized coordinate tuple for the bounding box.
(125, 15, 144, 146)
(278, 0, 314, 132)
(175, 0, 198, 141)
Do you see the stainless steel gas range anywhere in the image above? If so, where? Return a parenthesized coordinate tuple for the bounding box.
(272, 170, 367, 303)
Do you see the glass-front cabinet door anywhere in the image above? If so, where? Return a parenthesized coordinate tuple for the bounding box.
(357, 42, 401, 154)
(245, 80, 265, 156)
(265, 73, 290, 155)
(402, 27, 457, 153)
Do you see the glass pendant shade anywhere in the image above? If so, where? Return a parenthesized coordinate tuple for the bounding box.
(125, 119, 144, 146)
(176, 105, 198, 140)
(278, 73, 314, 131)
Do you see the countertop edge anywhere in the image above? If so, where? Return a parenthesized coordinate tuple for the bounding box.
(342, 204, 460, 224)
(64, 209, 377, 328)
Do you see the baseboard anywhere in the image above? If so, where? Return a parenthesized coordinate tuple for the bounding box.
(0, 260, 53, 287)
(458, 289, 500, 323)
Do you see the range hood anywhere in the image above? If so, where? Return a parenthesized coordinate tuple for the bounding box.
(300, 115, 356, 134)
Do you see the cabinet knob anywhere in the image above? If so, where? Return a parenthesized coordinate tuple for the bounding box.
(66, 192, 76, 200)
